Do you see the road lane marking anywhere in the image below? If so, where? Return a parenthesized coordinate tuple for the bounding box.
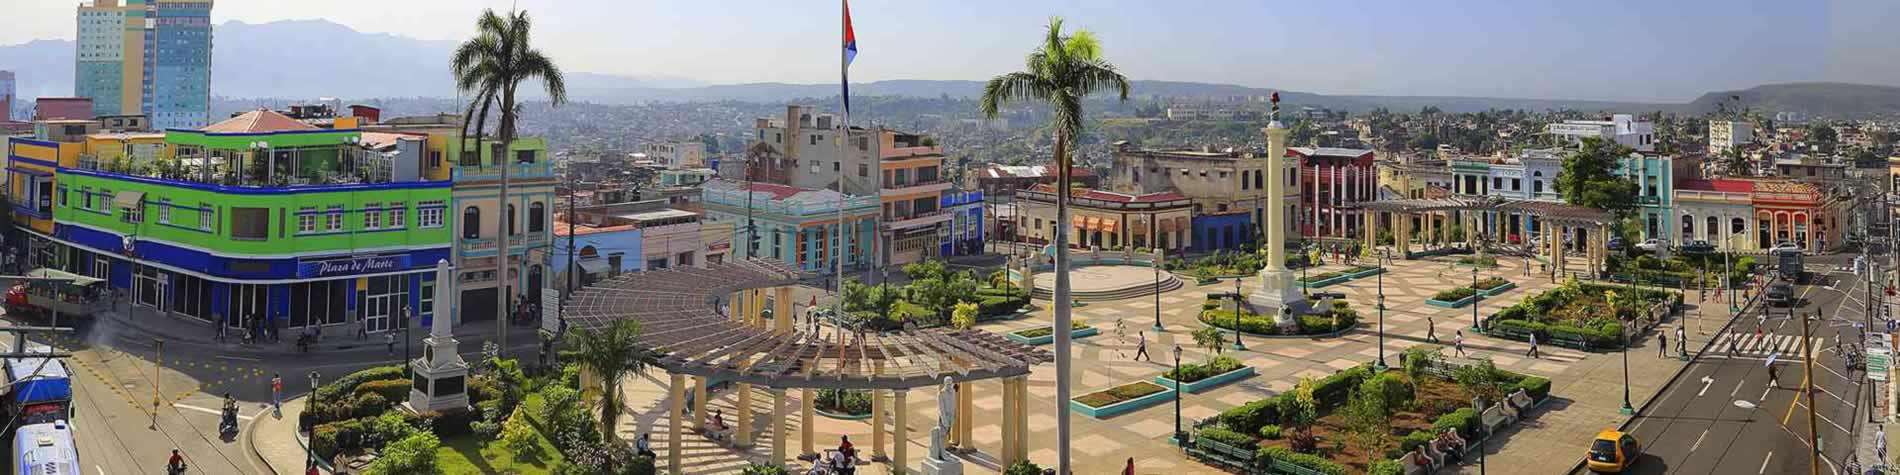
(1691, 429, 1708, 452)
(1733, 378, 1747, 396)
(173, 402, 254, 421)
(1760, 451, 1774, 473)
(1782, 373, 1810, 425)
(1762, 386, 1772, 403)
(214, 355, 260, 362)
(1699, 376, 1715, 396)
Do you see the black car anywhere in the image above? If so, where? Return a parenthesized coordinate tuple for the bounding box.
(1766, 281, 1795, 306)
(1680, 240, 1716, 254)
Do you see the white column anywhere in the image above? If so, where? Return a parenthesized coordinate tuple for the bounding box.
(894, 389, 910, 474)
(668, 373, 686, 475)
(1265, 126, 1289, 270)
(771, 389, 788, 466)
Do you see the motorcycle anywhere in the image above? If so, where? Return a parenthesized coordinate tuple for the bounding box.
(219, 406, 239, 437)
(167, 462, 188, 475)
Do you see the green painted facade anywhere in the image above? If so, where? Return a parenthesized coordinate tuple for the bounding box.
(54, 169, 452, 256)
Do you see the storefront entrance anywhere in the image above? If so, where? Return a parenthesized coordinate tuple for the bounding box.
(361, 275, 410, 333)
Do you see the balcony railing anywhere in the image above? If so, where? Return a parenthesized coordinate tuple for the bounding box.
(459, 232, 549, 253)
(453, 161, 555, 181)
(882, 179, 951, 195)
(884, 209, 952, 230)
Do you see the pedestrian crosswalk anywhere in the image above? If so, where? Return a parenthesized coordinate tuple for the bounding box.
(1708, 332, 1827, 360)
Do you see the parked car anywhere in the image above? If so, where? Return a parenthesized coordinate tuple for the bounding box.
(1679, 240, 1715, 254)
(1771, 241, 1803, 256)
(1635, 239, 1666, 252)
(1586, 429, 1643, 473)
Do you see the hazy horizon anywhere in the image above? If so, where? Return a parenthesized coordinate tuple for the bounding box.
(3, 0, 1898, 103)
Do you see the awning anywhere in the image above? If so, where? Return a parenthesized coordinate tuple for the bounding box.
(112, 191, 145, 210)
(1100, 219, 1118, 233)
(575, 258, 611, 275)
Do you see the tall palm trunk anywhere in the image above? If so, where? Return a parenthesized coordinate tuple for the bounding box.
(1051, 130, 1074, 475)
(496, 85, 516, 357)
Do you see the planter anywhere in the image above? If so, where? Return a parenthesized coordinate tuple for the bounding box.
(1005, 325, 1100, 345)
(1155, 366, 1255, 393)
(1480, 281, 1519, 297)
(815, 408, 873, 420)
(1298, 275, 1352, 289)
(1069, 381, 1176, 419)
(1425, 294, 1478, 308)
(1345, 267, 1387, 279)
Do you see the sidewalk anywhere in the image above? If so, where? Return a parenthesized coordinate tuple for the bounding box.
(250, 395, 326, 475)
(91, 301, 544, 358)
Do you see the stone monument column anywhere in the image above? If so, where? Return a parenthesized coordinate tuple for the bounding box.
(407, 259, 470, 414)
(1249, 93, 1308, 323)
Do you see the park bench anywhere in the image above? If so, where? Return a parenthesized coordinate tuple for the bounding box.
(1190, 436, 1255, 472)
(1487, 326, 1532, 342)
(1548, 334, 1590, 350)
(1479, 404, 1511, 435)
(1399, 450, 1430, 475)
(1270, 458, 1329, 475)
(1508, 388, 1536, 411)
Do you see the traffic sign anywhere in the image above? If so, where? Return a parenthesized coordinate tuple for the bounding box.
(1868, 353, 1890, 382)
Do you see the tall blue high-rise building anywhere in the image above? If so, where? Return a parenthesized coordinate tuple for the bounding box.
(75, 0, 212, 130)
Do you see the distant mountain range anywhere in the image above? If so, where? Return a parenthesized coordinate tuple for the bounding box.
(2, 19, 1898, 118)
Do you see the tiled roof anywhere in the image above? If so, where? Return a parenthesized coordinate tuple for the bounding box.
(1028, 184, 1186, 203)
(202, 109, 321, 134)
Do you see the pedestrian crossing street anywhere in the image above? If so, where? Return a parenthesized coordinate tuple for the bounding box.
(1707, 331, 1828, 360)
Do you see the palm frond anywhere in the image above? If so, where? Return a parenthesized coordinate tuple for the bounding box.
(981, 72, 1051, 119)
(1069, 58, 1131, 102)
(517, 48, 568, 106)
(1064, 29, 1103, 61)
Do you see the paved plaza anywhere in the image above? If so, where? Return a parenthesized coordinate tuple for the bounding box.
(614, 252, 1729, 474)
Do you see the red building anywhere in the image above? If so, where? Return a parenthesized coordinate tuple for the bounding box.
(1289, 147, 1377, 239)
(32, 97, 93, 121)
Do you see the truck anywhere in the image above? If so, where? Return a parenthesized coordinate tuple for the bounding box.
(1774, 248, 1811, 284)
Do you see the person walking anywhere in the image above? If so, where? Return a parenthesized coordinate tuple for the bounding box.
(1454, 331, 1468, 357)
(1123, 457, 1136, 475)
(1767, 363, 1780, 389)
(1675, 326, 1686, 356)
(1526, 332, 1540, 359)
(271, 373, 283, 416)
(385, 332, 396, 357)
(1134, 332, 1151, 362)
(1658, 332, 1668, 358)
(1426, 316, 1439, 343)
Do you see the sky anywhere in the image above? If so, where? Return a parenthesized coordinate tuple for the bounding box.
(4, 0, 1896, 103)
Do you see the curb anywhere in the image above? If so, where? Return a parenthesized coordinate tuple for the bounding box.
(247, 393, 313, 475)
(1563, 291, 1762, 473)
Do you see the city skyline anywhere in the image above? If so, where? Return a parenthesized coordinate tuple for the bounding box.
(2, 0, 1897, 103)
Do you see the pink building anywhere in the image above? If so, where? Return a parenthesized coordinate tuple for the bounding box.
(34, 97, 94, 121)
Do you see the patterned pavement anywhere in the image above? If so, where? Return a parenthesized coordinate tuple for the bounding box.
(615, 252, 1713, 474)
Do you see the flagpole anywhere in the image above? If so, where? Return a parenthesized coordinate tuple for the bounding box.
(837, 0, 850, 306)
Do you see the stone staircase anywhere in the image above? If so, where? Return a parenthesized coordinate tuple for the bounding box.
(1031, 273, 1183, 302)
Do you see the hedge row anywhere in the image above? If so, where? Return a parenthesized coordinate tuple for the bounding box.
(1215, 364, 1374, 435)
(1255, 446, 1348, 475)
(1489, 318, 1623, 349)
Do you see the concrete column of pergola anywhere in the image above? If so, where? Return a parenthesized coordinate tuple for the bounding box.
(872, 361, 888, 459)
(1001, 377, 1018, 465)
(735, 381, 755, 447)
(692, 377, 709, 432)
(1363, 212, 1376, 253)
(800, 388, 816, 458)
(1397, 210, 1412, 258)
(957, 378, 974, 450)
(773, 287, 794, 334)
(668, 373, 686, 475)
(771, 389, 789, 465)
(893, 389, 910, 472)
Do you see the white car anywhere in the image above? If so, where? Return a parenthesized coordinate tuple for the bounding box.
(1635, 239, 1666, 252)
(1771, 242, 1803, 255)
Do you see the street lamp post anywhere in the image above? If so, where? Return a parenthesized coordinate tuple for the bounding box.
(308, 371, 322, 467)
(1471, 260, 1482, 332)
(1376, 249, 1388, 370)
(402, 305, 412, 376)
(1232, 276, 1246, 351)
(1153, 247, 1164, 332)
(1172, 345, 1185, 445)
(1620, 273, 1635, 416)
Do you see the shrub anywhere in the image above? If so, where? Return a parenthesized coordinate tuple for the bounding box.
(739, 463, 792, 475)
(1003, 461, 1045, 475)
(1398, 429, 1434, 454)
(816, 389, 872, 415)
(1259, 424, 1283, 440)
(365, 411, 419, 449)
(1433, 287, 1478, 302)
(1219, 398, 1282, 435)
(317, 366, 406, 402)
(1369, 459, 1405, 475)
(1197, 426, 1255, 448)
(311, 417, 373, 459)
(1164, 355, 1245, 383)
(1310, 365, 1371, 410)
(415, 409, 478, 437)
(1433, 407, 1480, 439)
(1514, 376, 1552, 401)
(1364, 372, 1413, 409)
(365, 431, 441, 475)
(1255, 446, 1347, 475)
(500, 408, 546, 461)
(353, 379, 412, 404)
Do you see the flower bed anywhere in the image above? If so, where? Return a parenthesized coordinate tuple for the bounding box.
(1158, 356, 1254, 392)
(1193, 358, 1552, 474)
(1456, 255, 1499, 268)
(1198, 299, 1359, 337)
(1299, 265, 1383, 288)
(815, 389, 872, 420)
(1482, 280, 1678, 350)
(1070, 381, 1175, 418)
(1005, 322, 1098, 345)
(1425, 278, 1515, 308)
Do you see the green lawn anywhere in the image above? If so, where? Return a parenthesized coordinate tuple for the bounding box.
(436, 431, 562, 475)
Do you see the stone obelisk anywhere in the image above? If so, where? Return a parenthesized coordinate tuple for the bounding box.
(408, 259, 471, 413)
(1249, 92, 1307, 326)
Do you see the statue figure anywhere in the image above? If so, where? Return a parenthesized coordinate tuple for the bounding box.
(933, 376, 956, 460)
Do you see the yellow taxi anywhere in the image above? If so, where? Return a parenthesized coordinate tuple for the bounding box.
(1586, 429, 1642, 473)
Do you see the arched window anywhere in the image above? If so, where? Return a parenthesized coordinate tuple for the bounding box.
(1706, 216, 1719, 240)
(580, 245, 599, 258)
(1254, 170, 1264, 190)
(1532, 171, 1544, 194)
(528, 202, 546, 233)
(462, 206, 481, 239)
(507, 204, 518, 235)
(1681, 215, 1694, 241)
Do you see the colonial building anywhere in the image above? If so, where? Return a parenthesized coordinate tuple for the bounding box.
(1015, 184, 1194, 253)
(1289, 147, 1376, 239)
(699, 179, 877, 274)
(1107, 142, 1298, 251)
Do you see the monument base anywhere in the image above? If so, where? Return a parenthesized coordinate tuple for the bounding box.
(1247, 268, 1309, 331)
(922, 456, 964, 475)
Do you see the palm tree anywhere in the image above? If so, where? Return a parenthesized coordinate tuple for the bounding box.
(453, 8, 568, 354)
(565, 319, 650, 440)
(980, 17, 1129, 473)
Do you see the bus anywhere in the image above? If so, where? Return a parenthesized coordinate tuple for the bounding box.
(13, 420, 77, 475)
(3, 345, 77, 474)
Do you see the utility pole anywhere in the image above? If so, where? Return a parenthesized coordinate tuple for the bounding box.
(152, 338, 164, 430)
(563, 179, 576, 330)
(1801, 311, 1820, 475)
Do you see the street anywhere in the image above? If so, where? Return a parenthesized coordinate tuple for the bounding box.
(1601, 253, 1875, 474)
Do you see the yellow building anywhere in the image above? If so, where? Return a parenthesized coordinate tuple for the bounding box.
(1015, 184, 1195, 253)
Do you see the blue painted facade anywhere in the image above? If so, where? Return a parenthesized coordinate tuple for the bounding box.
(551, 225, 644, 289)
(1193, 212, 1254, 252)
(941, 190, 985, 257)
(1619, 154, 1677, 241)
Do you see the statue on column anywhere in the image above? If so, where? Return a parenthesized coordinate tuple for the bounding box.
(932, 376, 956, 461)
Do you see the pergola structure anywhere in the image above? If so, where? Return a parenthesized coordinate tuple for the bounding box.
(564, 258, 1051, 474)
(1357, 197, 1617, 278)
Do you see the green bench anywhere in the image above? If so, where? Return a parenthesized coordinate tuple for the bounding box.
(1268, 459, 1327, 475)
(1548, 334, 1590, 350)
(1488, 326, 1531, 341)
(1190, 437, 1255, 472)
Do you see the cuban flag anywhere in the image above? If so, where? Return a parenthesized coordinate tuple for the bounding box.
(843, 0, 858, 115)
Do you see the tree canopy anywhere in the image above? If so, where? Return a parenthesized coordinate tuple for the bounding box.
(1554, 137, 1640, 215)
